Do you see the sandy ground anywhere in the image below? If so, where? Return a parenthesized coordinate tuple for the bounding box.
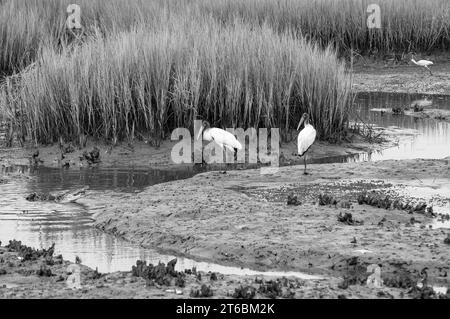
(352, 54, 450, 95)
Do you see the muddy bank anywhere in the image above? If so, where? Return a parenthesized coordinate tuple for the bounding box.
(0, 241, 407, 299)
(352, 55, 450, 95)
(0, 130, 396, 170)
(353, 57, 450, 95)
(74, 158, 450, 298)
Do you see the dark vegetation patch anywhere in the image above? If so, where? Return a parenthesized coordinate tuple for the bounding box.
(444, 234, 450, 245)
(357, 191, 435, 216)
(241, 180, 393, 204)
(286, 193, 301, 206)
(26, 192, 64, 202)
(232, 285, 257, 299)
(190, 284, 213, 298)
(5, 240, 55, 262)
(209, 272, 217, 281)
(131, 259, 186, 288)
(81, 147, 101, 165)
(36, 265, 53, 277)
(319, 193, 338, 206)
(337, 212, 363, 225)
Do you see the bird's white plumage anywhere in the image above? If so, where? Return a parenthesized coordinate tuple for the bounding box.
(203, 128, 242, 151)
(297, 124, 316, 156)
(412, 59, 433, 67)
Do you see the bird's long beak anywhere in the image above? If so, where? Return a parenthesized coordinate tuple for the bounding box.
(297, 117, 305, 131)
(196, 125, 204, 140)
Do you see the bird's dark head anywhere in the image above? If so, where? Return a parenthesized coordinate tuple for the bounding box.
(197, 121, 210, 140)
(297, 113, 309, 131)
(201, 121, 210, 129)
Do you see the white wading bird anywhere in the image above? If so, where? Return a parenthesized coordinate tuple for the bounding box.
(411, 54, 433, 75)
(197, 121, 243, 163)
(297, 113, 317, 175)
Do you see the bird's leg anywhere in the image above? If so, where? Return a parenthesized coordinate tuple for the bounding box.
(201, 146, 206, 167)
(303, 154, 308, 175)
(426, 66, 433, 76)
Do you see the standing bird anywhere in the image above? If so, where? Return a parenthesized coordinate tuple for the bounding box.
(196, 121, 242, 163)
(411, 54, 433, 75)
(297, 113, 317, 175)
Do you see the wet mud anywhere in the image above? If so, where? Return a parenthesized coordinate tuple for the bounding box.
(82, 158, 450, 299)
(1, 241, 406, 299)
(353, 55, 450, 95)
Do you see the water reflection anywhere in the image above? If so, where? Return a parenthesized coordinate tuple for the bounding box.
(352, 92, 450, 161)
(1, 165, 197, 193)
(0, 166, 198, 273)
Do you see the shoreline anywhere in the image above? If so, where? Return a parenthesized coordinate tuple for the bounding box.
(0, 129, 397, 171)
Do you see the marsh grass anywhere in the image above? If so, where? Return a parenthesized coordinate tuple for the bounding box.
(198, 0, 450, 54)
(1, 17, 351, 144)
(2, 0, 446, 145)
(0, 0, 172, 75)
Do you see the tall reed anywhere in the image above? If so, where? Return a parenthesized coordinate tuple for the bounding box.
(0, 0, 176, 76)
(1, 0, 448, 77)
(197, 0, 450, 54)
(1, 17, 352, 144)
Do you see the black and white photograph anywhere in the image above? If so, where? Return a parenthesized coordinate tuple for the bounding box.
(0, 0, 449, 305)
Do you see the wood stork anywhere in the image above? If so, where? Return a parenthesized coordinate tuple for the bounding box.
(411, 55, 433, 75)
(297, 113, 317, 175)
(196, 121, 242, 164)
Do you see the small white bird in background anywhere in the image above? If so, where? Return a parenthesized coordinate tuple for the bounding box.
(197, 121, 242, 163)
(411, 54, 433, 75)
(297, 113, 317, 175)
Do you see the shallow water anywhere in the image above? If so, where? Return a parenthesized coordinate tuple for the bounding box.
(0, 92, 449, 274)
(0, 166, 321, 278)
(350, 92, 450, 161)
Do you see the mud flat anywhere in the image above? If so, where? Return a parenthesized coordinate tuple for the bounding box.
(0, 241, 407, 299)
(72, 157, 450, 299)
(2, 158, 449, 298)
(352, 55, 450, 95)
